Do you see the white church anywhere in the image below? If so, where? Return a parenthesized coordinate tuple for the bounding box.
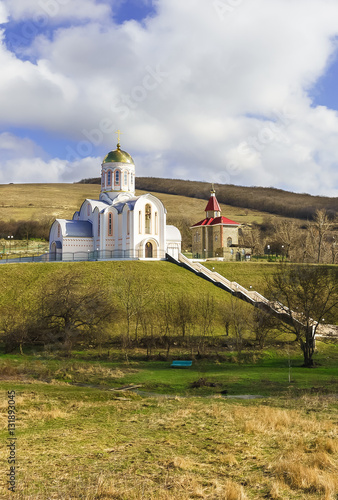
(49, 140, 181, 261)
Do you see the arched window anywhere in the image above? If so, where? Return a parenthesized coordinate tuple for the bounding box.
(138, 211, 142, 234)
(227, 237, 232, 247)
(127, 211, 130, 235)
(115, 170, 120, 184)
(131, 173, 134, 185)
(155, 212, 158, 234)
(108, 213, 113, 236)
(98, 213, 100, 237)
(145, 204, 151, 234)
(57, 223, 61, 238)
(107, 170, 111, 186)
(124, 171, 128, 185)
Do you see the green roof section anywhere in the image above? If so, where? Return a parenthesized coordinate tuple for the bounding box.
(102, 146, 134, 164)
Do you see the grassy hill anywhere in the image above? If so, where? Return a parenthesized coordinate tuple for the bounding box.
(0, 182, 268, 225)
(80, 176, 338, 220)
(0, 182, 278, 251)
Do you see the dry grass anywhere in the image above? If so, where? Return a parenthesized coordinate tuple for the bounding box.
(0, 182, 270, 225)
(0, 383, 337, 499)
(0, 359, 134, 385)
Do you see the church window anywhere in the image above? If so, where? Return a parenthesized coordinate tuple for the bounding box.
(98, 214, 100, 237)
(145, 204, 151, 234)
(115, 170, 120, 184)
(155, 212, 158, 234)
(127, 211, 130, 235)
(124, 171, 128, 185)
(227, 237, 232, 247)
(108, 213, 113, 236)
(138, 211, 142, 234)
(131, 173, 134, 184)
(107, 170, 111, 186)
(57, 223, 61, 238)
(215, 234, 218, 242)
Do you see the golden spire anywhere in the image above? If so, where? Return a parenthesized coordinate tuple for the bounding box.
(115, 129, 123, 149)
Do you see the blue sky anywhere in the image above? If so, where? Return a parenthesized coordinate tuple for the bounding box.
(0, 0, 338, 196)
(310, 50, 338, 111)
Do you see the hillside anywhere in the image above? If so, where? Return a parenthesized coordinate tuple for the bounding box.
(0, 183, 273, 250)
(0, 183, 270, 225)
(79, 176, 338, 220)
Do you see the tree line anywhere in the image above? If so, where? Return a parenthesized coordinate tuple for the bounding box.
(78, 176, 338, 221)
(0, 269, 279, 358)
(2, 265, 337, 367)
(240, 209, 338, 264)
(0, 218, 52, 241)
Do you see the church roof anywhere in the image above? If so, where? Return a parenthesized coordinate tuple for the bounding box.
(191, 216, 240, 228)
(166, 225, 182, 242)
(205, 194, 221, 212)
(64, 221, 93, 237)
(102, 144, 134, 164)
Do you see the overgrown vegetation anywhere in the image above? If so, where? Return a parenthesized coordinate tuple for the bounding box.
(1, 261, 337, 369)
(0, 218, 53, 241)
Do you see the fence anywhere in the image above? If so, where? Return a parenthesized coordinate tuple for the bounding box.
(0, 248, 167, 264)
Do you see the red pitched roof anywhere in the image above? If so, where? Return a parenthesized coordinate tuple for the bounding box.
(191, 216, 240, 228)
(205, 194, 221, 212)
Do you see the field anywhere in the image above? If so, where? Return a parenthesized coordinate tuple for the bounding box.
(0, 182, 275, 225)
(1, 354, 338, 499)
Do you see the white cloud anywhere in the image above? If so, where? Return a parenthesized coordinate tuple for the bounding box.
(2, 0, 112, 23)
(0, 132, 99, 183)
(0, 2, 8, 23)
(1, 0, 338, 194)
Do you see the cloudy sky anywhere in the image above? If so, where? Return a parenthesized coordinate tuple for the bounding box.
(0, 0, 338, 196)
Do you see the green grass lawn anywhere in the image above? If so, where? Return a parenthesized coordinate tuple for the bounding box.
(1, 341, 338, 397)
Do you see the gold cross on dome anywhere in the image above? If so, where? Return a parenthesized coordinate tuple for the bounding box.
(115, 129, 123, 145)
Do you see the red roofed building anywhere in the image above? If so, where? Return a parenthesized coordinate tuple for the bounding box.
(191, 188, 251, 260)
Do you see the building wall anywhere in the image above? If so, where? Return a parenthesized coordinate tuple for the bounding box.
(192, 225, 239, 256)
(49, 184, 180, 259)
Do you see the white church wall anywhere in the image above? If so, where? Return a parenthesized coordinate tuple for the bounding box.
(133, 195, 166, 255)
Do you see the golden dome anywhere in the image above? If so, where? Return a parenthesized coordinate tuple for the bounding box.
(102, 144, 134, 164)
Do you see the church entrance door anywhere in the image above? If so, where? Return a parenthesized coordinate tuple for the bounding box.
(145, 242, 153, 258)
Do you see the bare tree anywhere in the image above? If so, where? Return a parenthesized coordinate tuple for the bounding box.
(240, 225, 265, 256)
(271, 219, 304, 262)
(228, 297, 250, 355)
(309, 209, 334, 263)
(250, 307, 280, 349)
(40, 271, 114, 351)
(195, 294, 215, 356)
(0, 303, 35, 354)
(116, 271, 154, 344)
(174, 294, 193, 338)
(267, 264, 338, 367)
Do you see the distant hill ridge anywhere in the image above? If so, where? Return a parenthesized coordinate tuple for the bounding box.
(77, 177, 338, 220)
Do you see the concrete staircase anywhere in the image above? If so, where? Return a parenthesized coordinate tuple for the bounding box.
(171, 253, 305, 330)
